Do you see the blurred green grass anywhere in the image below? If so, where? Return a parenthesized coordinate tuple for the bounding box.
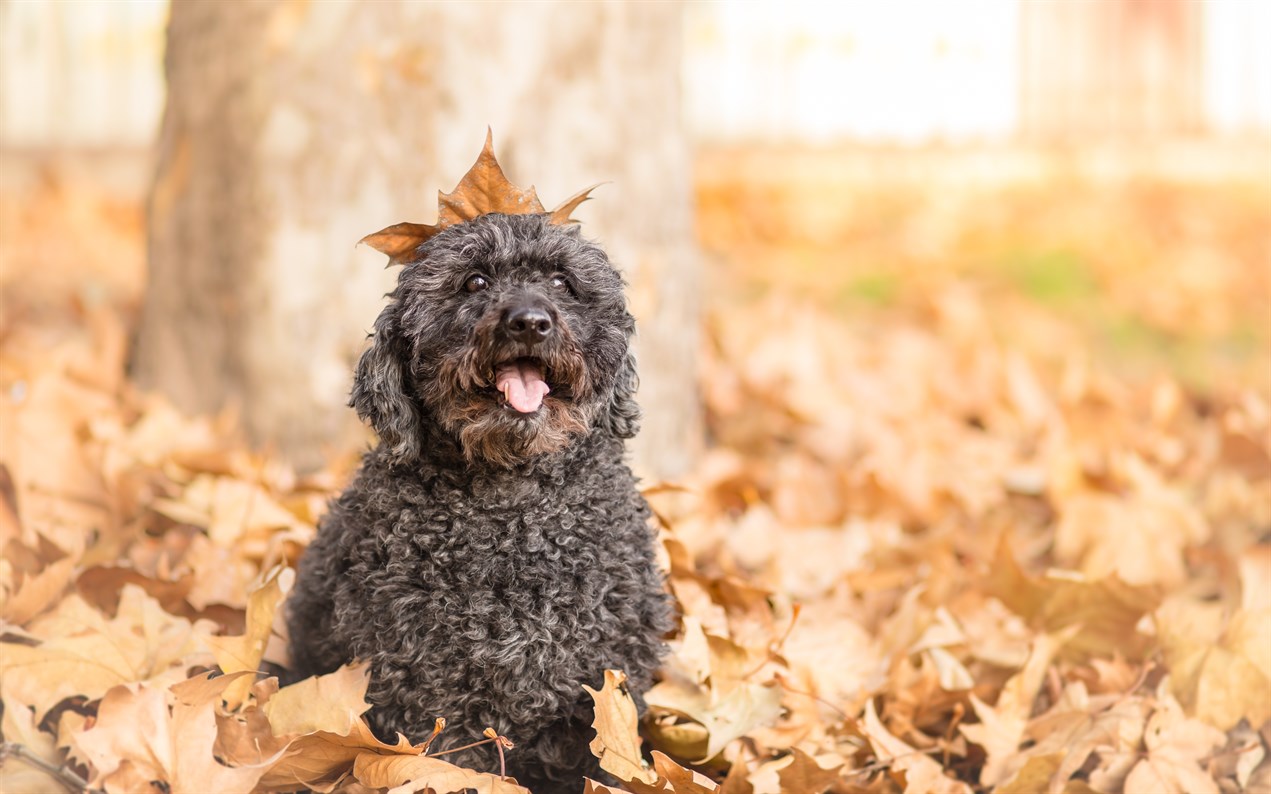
(992, 247, 1097, 305)
(695, 150, 1270, 393)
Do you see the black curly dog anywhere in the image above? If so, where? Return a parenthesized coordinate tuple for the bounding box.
(287, 212, 672, 791)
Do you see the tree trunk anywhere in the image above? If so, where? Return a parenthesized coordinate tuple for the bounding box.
(135, 0, 699, 479)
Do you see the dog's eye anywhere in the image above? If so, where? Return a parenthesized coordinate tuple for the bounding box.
(550, 275, 569, 292)
(465, 275, 489, 293)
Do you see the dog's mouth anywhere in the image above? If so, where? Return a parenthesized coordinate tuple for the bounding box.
(493, 357, 551, 414)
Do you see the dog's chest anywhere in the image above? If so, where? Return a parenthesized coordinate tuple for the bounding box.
(393, 472, 647, 619)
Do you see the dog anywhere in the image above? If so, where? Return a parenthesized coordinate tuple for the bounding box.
(286, 208, 673, 791)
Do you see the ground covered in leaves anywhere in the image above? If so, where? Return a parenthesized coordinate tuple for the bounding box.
(1, 158, 1269, 793)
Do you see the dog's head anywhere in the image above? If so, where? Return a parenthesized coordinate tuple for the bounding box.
(351, 212, 638, 467)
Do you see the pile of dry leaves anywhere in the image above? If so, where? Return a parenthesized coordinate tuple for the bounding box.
(1, 175, 1269, 793)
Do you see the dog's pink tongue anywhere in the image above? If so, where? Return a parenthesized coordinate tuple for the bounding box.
(496, 361, 550, 413)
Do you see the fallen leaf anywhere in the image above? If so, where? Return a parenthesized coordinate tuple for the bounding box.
(0, 694, 66, 794)
(1, 586, 216, 720)
(263, 662, 371, 736)
(651, 751, 721, 793)
(1, 555, 76, 625)
(645, 676, 783, 764)
(1054, 455, 1209, 587)
(1021, 681, 1152, 793)
(254, 718, 418, 793)
(987, 535, 1160, 660)
(67, 673, 271, 794)
(994, 754, 1063, 794)
(585, 669, 659, 786)
(205, 564, 294, 707)
(774, 748, 842, 794)
(214, 678, 291, 767)
(961, 627, 1076, 787)
(1157, 597, 1271, 729)
(861, 700, 972, 794)
(1121, 685, 1224, 794)
(646, 621, 784, 764)
(352, 752, 529, 794)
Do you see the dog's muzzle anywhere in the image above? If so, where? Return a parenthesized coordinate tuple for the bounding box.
(493, 304, 558, 413)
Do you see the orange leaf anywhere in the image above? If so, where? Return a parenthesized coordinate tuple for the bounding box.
(352, 752, 529, 794)
(360, 130, 597, 265)
(584, 669, 659, 787)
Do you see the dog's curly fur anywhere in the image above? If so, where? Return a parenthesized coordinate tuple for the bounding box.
(287, 213, 673, 791)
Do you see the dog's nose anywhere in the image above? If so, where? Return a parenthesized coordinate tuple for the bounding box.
(505, 307, 553, 344)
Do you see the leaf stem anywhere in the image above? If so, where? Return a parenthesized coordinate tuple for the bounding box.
(419, 718, 446, 754)
(430, 736, 496, 757)
(482, 728, 515, 780)
(0, 742, 102, 794)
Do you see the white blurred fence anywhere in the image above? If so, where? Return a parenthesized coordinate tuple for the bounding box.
(684, 0, 1271, 142)
(1, 0, 1268, 150)
(0, 0, 166, 149)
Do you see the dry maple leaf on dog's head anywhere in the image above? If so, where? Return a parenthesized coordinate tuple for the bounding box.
(361, 129, 599, 265)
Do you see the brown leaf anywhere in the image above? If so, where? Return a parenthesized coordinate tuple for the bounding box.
(214, 679, 290, 767)
(1, 555, 76, 625)
(647, 607, 787, 765)
(436, 129, 545, 224)
(357, 222, 437, 267)
(0, 692, 66, 794)
(646, 677, 783, 765)
(1120, 686, 1225, 794)
(585, 669, 659, 786)
(153, 475, 310, 548)
(1021, 682, 1152, 792)
(548, 184, 602, 226)
(74, 564, 195, 618)
(651, 751, 720, 793)
(360, 130, 595, 265)
(255, 718, 418, 793)
(774, 748, 842, 794)
(861, 700, 973, 794)
(1157, 598, 1271, 729)
(262, 662, 371, 737)
(987, 535, 1160, 661)
(352, 752, 530, 794)
(994, 754, 1063, 794)
(206, 564, 293, 708)
(68, 673, 271, 794)
(1053, 455, 1209, 587)
(960, 627, 1076, 787)
(719, 750, 755, 794)
(1, 586, 216, 720)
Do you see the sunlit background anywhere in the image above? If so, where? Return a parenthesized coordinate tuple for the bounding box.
(3, 1, 1270, 146)
(3, 0, 1270, 462)
(2, 4, 1271, 790)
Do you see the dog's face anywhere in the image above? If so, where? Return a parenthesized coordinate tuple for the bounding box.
(351, 213, 638, 467)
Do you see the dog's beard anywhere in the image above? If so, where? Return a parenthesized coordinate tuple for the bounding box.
(424, 312, 597, 467)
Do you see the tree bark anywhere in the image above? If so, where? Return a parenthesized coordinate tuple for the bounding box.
(135, 0, 699, 478)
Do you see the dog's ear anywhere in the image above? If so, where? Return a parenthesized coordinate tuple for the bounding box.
(603, 350, 640, 439)
(350, 312, 422, 463)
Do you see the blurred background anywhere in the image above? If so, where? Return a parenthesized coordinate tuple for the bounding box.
(1, 0, 1267, 480)
(2, 2, 1271, 789)
(2, 0, 1269, 489)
